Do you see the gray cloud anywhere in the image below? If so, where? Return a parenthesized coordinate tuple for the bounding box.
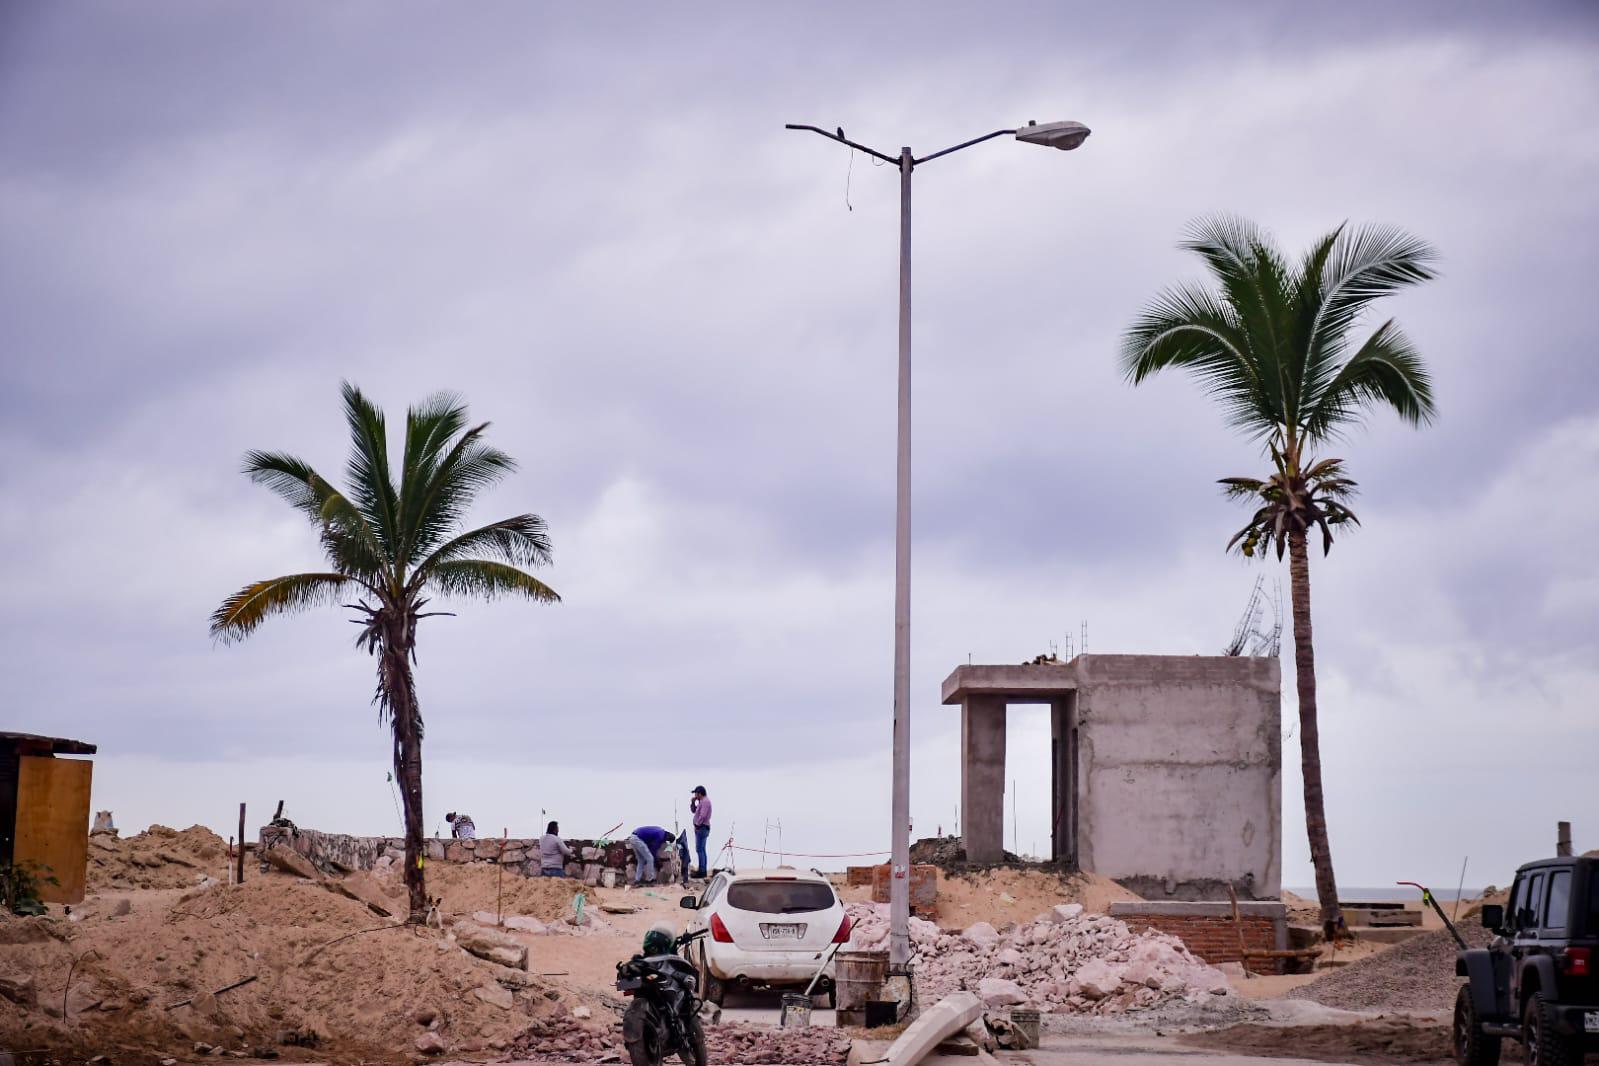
(2, 1, 1596, 886)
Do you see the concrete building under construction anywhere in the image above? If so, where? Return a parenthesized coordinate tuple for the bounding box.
(943, 654, 1281, 900)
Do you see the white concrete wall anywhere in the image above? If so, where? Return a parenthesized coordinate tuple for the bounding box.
(1074, 655, 1281, 898)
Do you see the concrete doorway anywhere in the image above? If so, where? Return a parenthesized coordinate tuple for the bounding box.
(952, 677, 1078, 866)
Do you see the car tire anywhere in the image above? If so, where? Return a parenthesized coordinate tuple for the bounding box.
(1453, 985, 1500, 1066)
(697, 947, 724, 1007)
(1523, 991, 1580, 1066)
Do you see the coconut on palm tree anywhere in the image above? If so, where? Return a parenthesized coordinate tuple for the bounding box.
(1121, 216, 1437, 938)
(211, 383, 559, 920)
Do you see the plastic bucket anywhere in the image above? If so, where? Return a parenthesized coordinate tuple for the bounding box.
(779, 993, 811, 1028)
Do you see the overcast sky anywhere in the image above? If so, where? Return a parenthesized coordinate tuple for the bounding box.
(3, 2, 1596, 891)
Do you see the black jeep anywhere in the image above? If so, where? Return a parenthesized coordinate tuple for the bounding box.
(1455, 856, 1598, 1065)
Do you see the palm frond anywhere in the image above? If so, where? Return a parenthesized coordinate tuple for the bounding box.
(403, 431, 518, 565)
(425, 559, 561, 604)
(340, 382, 402, 562)
(1120, 283, 1275, 437)
(1307, 319, 1436, 437)
(209, 572, 353, 643)
(396, 392, 471, 560)
(411, 514, 553, 587)
(243, 451, 339, 523)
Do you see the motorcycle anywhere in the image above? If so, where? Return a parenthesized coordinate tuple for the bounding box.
(615, 927, 709, 1066)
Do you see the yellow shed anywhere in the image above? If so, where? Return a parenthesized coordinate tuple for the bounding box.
(1, 731, 96, 905)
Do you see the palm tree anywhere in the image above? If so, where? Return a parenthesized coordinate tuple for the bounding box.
(211, 383, 560, 920)
(1121, 217, 1437, 938)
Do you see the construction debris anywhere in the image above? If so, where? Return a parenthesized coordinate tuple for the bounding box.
(845, 902, 1230, 1014)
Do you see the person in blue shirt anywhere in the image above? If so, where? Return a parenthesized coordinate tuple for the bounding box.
(627, 825, 671, 885)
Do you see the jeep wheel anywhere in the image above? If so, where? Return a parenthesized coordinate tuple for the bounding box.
(1452, 985, 1500, 1066)
(1523, 992, 1581, 1066)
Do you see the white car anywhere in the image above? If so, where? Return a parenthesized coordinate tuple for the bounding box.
(679, 867, 852, 1006)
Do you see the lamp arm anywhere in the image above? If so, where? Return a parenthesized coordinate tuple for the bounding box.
(913, 129, 1016, 166)
(783, 124, 901, 166)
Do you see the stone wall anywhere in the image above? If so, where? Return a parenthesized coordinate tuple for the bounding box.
(258, 826, 683, 887)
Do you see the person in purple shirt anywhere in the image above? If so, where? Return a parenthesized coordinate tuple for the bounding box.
(689, 785, 713, 878)
(627, 825, 671, 884)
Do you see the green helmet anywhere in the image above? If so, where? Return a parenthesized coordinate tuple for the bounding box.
(643, 925, 675, 956)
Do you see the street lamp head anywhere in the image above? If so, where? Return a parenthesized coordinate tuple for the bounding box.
(1015, 119, 1091, 151)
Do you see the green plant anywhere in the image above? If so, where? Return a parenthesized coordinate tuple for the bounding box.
(1, 860, 57, 915)
(1122, 216, 1437, 938)
(211, 383, 560, 920)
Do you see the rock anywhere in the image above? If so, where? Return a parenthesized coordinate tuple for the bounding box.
(1049, 903, 1085, 923)
(472, 909, 503, 926)
(261, 847, 318, 880)
(1075, 958, 1123, 1000)
(454, 924, 528, 970)
(503, 915, 547, 934)
(961, 922, 1000, 949)
(0, 974, 36, 1007)
(995, 948, 1024, 967)
(194, 1043, 215, 1055)
(571, 1005, 592, 1020)
(582, 863, 603, 886)
(110, 898, 133, 917)
(473, 983, 515, 1010)
(977, 978, 1027, 1007)
(599, 869, 619, 889)
(414, 1031, 446, 1054)
(581, 847, 600, 862)
(413, 1005, 439, 1027)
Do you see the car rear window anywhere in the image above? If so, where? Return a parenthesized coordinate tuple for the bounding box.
(725, 880, 836, 914)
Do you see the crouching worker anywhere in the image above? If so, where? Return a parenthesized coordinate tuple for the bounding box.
(628, 824, 671, 885)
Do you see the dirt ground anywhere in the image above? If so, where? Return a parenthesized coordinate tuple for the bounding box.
(1180, 1019, 1452, 1065)
(1, 842, 679, 1063)
(8, 834, 1512, 1063)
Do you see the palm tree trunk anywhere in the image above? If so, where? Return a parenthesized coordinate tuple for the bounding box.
(1287, 529, 1340, 940)
(381, 629, 428, 922)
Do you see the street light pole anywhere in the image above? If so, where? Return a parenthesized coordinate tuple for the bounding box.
(891, 144, 914, 971)
(786, 119, 1090, 976)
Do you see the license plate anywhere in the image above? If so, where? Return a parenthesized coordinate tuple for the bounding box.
(760, 923, 804, 940)
(1585, 1011, 1599, 1031)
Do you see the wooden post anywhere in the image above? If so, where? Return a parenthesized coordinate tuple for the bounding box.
(1557, 821, 1573, 857)
(236, 803, 247, 884)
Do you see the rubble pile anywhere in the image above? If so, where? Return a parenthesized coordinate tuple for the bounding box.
(87, 824, 230, 891)
(503, 1012, 617, 1061)
(704, 1022, 851, 1064)
(845, 902, 1230, 1014)
(504, 1018, 850, 1065)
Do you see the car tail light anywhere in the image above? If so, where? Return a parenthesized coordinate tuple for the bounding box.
(1561, 947, 1591, 977)
(710, 913, 734, 944)
(833, 915, 853, 943)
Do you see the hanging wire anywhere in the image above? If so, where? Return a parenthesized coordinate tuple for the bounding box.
(844, 147, 854, 211)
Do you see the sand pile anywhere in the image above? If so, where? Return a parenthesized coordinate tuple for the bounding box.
(86, 824, 230, 891)
(845, 901, 1229, 1015)
(0, 875, 597, 1059)
(933, 868, 1141, 928)
(1289, 924, 1491, 1011)
(409, 861, 592, 924)
(504, 1017, 850, 1064)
